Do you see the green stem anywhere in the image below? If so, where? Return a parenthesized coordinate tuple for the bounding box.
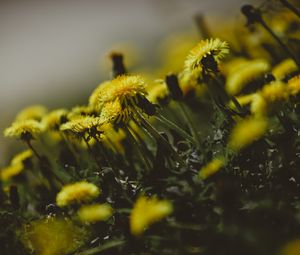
(135, 111, 185, 166)
(124, 126, 152, 172)
(177, 102, 201, 147)
(155, 113, 196, 144)
(83, 137, 102, 170)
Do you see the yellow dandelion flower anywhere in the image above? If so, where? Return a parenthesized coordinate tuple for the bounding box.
(225, 59, 270, 95)
(178, 71, 207, 97)
(0, 163, 24, 181)
(228, 93, 255, 110)
(89, 80, 112, 109)
(60, 116, 103, 136)
(11, 149, 33, 165)
(90, 75, 147, 112)
(228, 116, 268, 151)
(130, 196, 173, 236)
(184, 38, 229, 75)
(287, 75, 300, 96)
(280, 239, 300, 255)
(22, 217, 88, 255)
(147, 81, 169, 103)
(42, 109, 68, 131)
(250, 93, 267, 117)
(4, 119, 45, 140)
(261, 81, 289, 102)
(272, 59, 298, 80)
(199, 157, 225, 179)
(77, 203, 113, 223)
(15, 105, 48, 121)
(100, 99, 132, 125)
(56, 181, 100, 207)
(220, 57, 248, 76)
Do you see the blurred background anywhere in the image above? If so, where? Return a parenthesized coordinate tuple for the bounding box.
(0, 0, 258, 163)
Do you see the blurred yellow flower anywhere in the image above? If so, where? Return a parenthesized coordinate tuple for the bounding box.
(280, 239, 300, 255)
(11, 149, 33, 165)
(225, 59, 270, 95)
(0, 163, 24, 181)
(15, 105, 48, 121)
(23, 217, 87, 255)
(78, 203, 113, 223)
(199, 157, 225, 179)
(228, 117, 268, 151)
(100, 99, 132, 124)
(56, 181, 100, 207)
(4, 120, 45, 140)
(250, 93, 267, 117)
(42, 109, 68, 131)
(272, 58, 297, 80)
(130, 196, 173, 236)
(261, 81, 289, 102)
(288, 75, 300, 96)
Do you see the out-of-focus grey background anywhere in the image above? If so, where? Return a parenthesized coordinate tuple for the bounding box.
(0, 0, 257, 163)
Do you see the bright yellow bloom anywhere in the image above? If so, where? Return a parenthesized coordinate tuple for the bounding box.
(56, 181, 100, 207)
(77, 203, 113, 223)
(60, 116, 104, 136)
(42, 109, 68, 131)
(261, 81, 289, 102)
(0, 163, 24, 181)
(228, 117, 268, 151)
(280, 239, 300, 255)
(287, 75, 300, 96)
(272, 59, 297, 80)
(23, 217, 87, 255)
(184, 38, 229, 76)
(100, 99, 133, 125)
(11, 149, 33, 165)
(90, 75, 147, 111)
(130, 196, 173, 236)
(15, 105, 48, 121)
(225, 59, 270, 95)
(199, 157, 225, 179)
(4, 120, 45, 140)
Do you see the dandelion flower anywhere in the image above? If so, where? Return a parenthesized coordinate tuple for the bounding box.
(0, 163, 24, 181)
(4, 120, 45, 140)
(225, 59, 270, 95)
(100, 99, 132, 125)
(56, 181, 100, 207)
(287, 75, 300, 96)
(184, 38, 229, 76)
(130, 196, 173, 236)
(15, 105, 48, 121)
(147, 81, 169, 104)
(60, 116, 104, 137)
(11, 149, 33, 165)
(199, 157, 225, 179)
(42, 109, 68, 131)
(77, 203, 113, 223)
(228, 116, 268, 151)
(67, 105, 94, 120)
(90, 75, 147, 111)
(261, 81, 289, 102)
(89, 81, 112, 109)
(272, 59, 297, 80)
(23, 217, 87, 255)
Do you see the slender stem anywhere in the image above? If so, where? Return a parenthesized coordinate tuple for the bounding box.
(124, 126, 152, 172)
(26, 140, 43, 161)
(280, 0, 300, 18)
(155, 113, 196, 144)
(135, 111, 185, 166)
(177, 102, 201, 147)
(260, 19, 300, 66)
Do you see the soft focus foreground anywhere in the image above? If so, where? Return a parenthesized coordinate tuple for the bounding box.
(1, 1, 300, 255)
